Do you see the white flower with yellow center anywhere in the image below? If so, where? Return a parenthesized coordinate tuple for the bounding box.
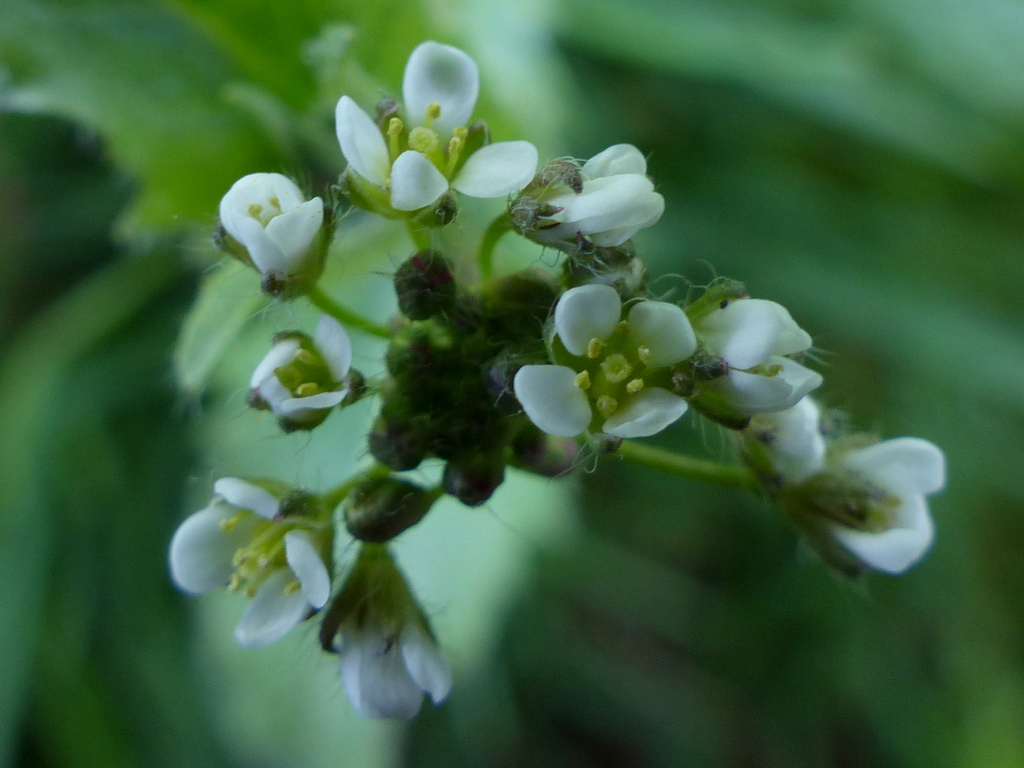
(335, 41, 538, 213)
(692, 297, 822, 414)
(219, 173, 324, 281)
(168, 478, 332, 648)
(535, 144, 665, 247)
(826, 438, 945, 574)
(513, 284, 695, 438)
(250, 315, 352, 431)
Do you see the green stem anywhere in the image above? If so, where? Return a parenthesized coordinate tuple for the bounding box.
(477, 213, 511, 280)
(321, 464, 392, 510)
(307, 287, 390, 339)
(406, 222, 431, 251)
(615, 440, 761, 493)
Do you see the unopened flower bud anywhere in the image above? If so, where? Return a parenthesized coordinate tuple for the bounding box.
(394, 250, 457, 320)
(344, 477, 441, 542)
(510, 426, 580, 477)
(367, 413, 429, 471)
(442, 452, 506, 507)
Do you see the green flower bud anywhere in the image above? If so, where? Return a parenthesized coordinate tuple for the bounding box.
(510, 426, 580, 478)
(442, 452, 506, 507)
(367, 413, 429, 471)
(394, 250, 458, 320)
(562, 242, 649, 298)
(683, 278, 750, 323)
(343, 477, 441, 543)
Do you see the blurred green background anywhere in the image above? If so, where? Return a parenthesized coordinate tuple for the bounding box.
(2, 0, 1023, 766)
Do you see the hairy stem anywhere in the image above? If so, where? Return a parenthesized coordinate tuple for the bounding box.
(307, 287, 391, 339)
(477, 213, 511, 280)
(615, 440, 761, 493)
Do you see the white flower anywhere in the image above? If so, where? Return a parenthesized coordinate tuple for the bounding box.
(250, 315, 352, 429)
(219, 173, 325, 279)
(335, 41, 538, 213)
(168, 477, 332, 648)
(535, 144, 665, 247)
(744, 397, 827, 483)
(338, 623, 453, 719)
(693, 298, 822, 414)
(828, 438, 945, 574)
(513, 284, 695, 438)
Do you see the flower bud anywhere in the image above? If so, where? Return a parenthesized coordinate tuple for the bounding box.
(394, 250, 458, 320)
(510, 426, 580, 477)
(344, 477, 441, 543)
(562, 242, 649, 298)
(217, 173, 331, 299)
(442, 452, 506, 507)
(367, 413, 429, 471)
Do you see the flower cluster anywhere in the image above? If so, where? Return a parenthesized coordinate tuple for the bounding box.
(171, 39, 947, 721)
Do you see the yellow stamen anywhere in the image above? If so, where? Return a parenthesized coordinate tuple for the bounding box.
(574, 370, 591, 390)
(295, 382, 320, 397)
(600, 354, 633, 383)
(637, 346, 651, 364)
(423, 102, 442, 127)
(615, 321, 631, 334)
(283, 579, 303, 596)
(626, 378, 645, 394)
(444, 127, 469, 176)
(247, 203, 263, 219)
(295, 349, 318, 366)
(228, 574, 242, 592)
(596, 395, 618, 417)
(232, 548, 247, 567)
(219, 512, 246, 533)
(408, 126, 439, 155)
(387, 117, 404, 162)
(586, 338, 604, 359)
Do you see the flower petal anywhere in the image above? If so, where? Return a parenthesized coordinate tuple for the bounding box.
(708, 358, 823, 414)
(628, 300, 697, 367)
(554, 284, 622, 356)
(214, 477, 279, 519)
(259, 375, 293, 413)
(335, 96, 391, 187)
(284, 530, 331, 609)
(746, 397, 826, 482)
(513, 365, 592, 437)
(830, 493, 934, 574)
(602, 387, 688, 438)
(402, 41, 479, 134)
(263, 198, 324, 272)
(314, 315, 352, 381)
(277, 389, 347, 416)
(390, 151, 449, 211)
(451, 141, 538, 198)
(696, 299, 786, 369)
(841, 437, 946, 497)
(766, 302, 813, 356)
(227, 216, 287, 274)
(250, 338, 301, 388)
(582, 143, 648, 179)
(169, 503, 255, 594)
(339, 630, 424, 719)
(548, 175, 661, 236)
(233, 569, 311, 648)
(400, 626, 453, 705)
(586, 192, 665, 246)
(266, 173, 305, 211)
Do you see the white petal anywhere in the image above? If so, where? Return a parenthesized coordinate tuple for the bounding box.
(628, 301, 697, 367)
(582, 143, 648, 179)
(548, 176, 661, 236)
(451, 141, 538, 198)
(168, 503, 255, 595)
(228, 216, 287, 274)
(284, 530, 331, 609)
(263, 198, 324, 272)
(513, 365, 592, 437)
(402, 41, 479, 134)
(554, 284, 622, 356)
(709, 358, 822, 415)
(250, 338, 301, 388)
(260, 375, 293, 413)
(335, 96, 390, 187)
(233, 569, 311, 649)
(214, 477, 279, 519)
(314, 315, 352, 381)
(602, 387, 688, 438)
(746, 397, 826, 482)
(830, 493, 934, 574)
(277, 389, 346, 416)
(841, 438, 946, 497)
(766, 302, 813, 356)
(696, 299, 786, 369)
(389, 151, 449, 211)
(400, 626, 453, 705)
(266, 173, 305, 211)
(339, 630, 424, 719)
(586, 190, 665, 246)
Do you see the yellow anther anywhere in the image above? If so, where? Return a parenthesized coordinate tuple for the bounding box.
(574, 370, 592, 390)
(257, 556, 270, 569)
(453, 126, 468, 140)
(600, 354, 633, 383)
(268, 196, 281, 211)
(408, 126, 439, 155)
(219, 512, 245, 533)
(228, 574, 242, 592)
(586, 338, 605, 358)
(283, 579, 303, 596)
(387, 117, 404, 136)
(445, 127, 468, 176)
(232, 548, 247, 567)
(637, 346, 652, 364)
(423, 101, 442, 126)
(294, 349, 318, 366)
(387, 117, 404, 162)
(295, 382, 320, 397)
(626, 378, 645, 394)
(596, 395, 618, 417)
(615, 321, 631, 334)
(247, 203, 263, 219)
